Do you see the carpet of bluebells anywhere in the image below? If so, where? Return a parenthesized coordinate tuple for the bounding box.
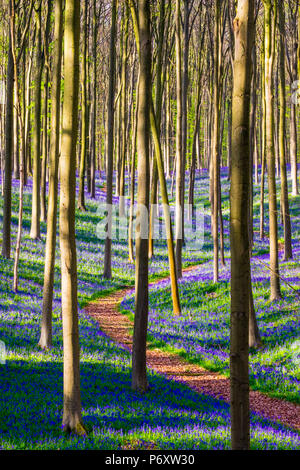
(0, 169, 299, 450)
(122, 168, 300, 404)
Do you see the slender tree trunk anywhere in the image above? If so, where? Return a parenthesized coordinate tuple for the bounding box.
(227, 88, 232, 181)
(278, 1, 293, 261)
(212, 1, 220, 283)
(290, 91, 298, 196)
(249, 44, 257, 250)
(40, 0, 53, 223)
(24, 47, 33, 185)
(260, 16, 266, 240)
(60, 0, 86, 435)
(40, 70, 48, 222)
(165, 68, 171, 180)
(264, 0, 281, 301)
(131, 0, 152, 392)
(13, 85, 19, 179)
(175, 0, 183, 279)
(2, 31, 14, 259)
(30, 6, 42, 240)
(78, 0, 88, 211)
(90, 0, 98, 200)
(230, 0, 254, 450)
(128, 73, 139, 264)
(148, 0, 165, 259)
(128, 0, 181, 315)
(39, 0, 63, 350)
(103, 0, 117, 280)
(119, 4, 129, 217)
(181, 0, 190, 244)
(9, 0, 23, 292)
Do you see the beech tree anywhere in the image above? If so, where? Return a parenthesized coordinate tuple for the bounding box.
(59, 0, 86, 434)
(39, 0, 63, 350)
(263, 0, 281, 301)
(131, 0, 152, 392)
(103, 0, 117, 280)
(30, 3, 42, 240)
(230, 0, 255, 451)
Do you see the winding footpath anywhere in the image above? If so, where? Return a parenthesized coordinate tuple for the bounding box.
(85, 265, 300, 434)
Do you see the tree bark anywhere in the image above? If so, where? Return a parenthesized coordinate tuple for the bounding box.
(103, 0, 117, 280)
(60, 0, 86, 435)
(2, 29, 14, 259)
(230, 0, 254, 450)
(212, 1, 220, 283)
(30, 5, 42, 240)
(78, 0, 88, 212)
(264, 0, 281, 301)
(39, 0, 63, 350)
(278, 0, 293, 261)
(131, 0, 152, 392)
(40, 0, 53, 223)
(175, 0, 183, 279)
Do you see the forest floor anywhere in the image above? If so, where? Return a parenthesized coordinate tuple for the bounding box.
(0, 170, 299, 450)
(85, 264, 300, 434)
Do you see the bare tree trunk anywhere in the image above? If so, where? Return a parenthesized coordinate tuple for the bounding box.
(40, 0, 53, 223)
(90, 0, 99, 200)
(264, 0, 281, 301)
(278, 0, 293, 261)
(131, 0, 152, 392)
(128, 0, 181, 316)
(2, 30, 14, 259)
(24, 45, 33, 185)
(78, 0, 88, 212)
(13, 85, 19, 179)
(181, 0, 190, 245)
(103, 0, 117, 280)
(10, 0, 25, 292)
(260, 17, 266, 241)
(128, 73, 139, 264)
(175, 0, 183, 279)
(212, 1, 220, 283)
(30, 5, 42, 240)
(60, 0, 86, 435)
(230, 0, 254, 450)
(290, 95, 298, 196)
(39, 0, 63, 350)
(148, 0, 165, 259)
(119, 4, 129, 217)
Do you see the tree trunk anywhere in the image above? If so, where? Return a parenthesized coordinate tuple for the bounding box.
(131, 0, 152, 392)
(60, 0, 86, 435)
(278, 1, 293, 261)
(78, 0, 88, 212)
(30, 6, 42, 240)
(2, 30, 14, 259)
(40, 0, 53, 223)
(148, 0, 165, 259)
(260, 18, 266, 241)
(212, 1, 220, 283)
(103, 0, 117, 280)
(119, 4, 129, 218)
(128, 72, 139, 264)
(10, 0, 25, 292)
(290, 95, 298, 196)
(230, 0, 254, 450)
(39, 0, 63, 350)
(13, 84, 19, 179)
(90, 0, 98, 200)
(175, 0, 183, 279)
(264, 0, 281, 301)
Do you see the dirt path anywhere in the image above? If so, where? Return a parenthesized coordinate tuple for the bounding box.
(85, 272, 300, 433)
